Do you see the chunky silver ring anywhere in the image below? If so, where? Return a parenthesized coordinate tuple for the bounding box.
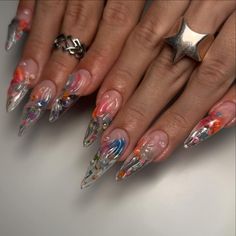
(165, 18, 214, 64)
(53, 34, 86, 60)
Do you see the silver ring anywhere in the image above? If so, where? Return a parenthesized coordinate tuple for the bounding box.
(53, 34, 86, 60)
(165, 18, 214, 64)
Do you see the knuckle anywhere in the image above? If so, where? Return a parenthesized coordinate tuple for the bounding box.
(165, 110, 189, 131)
(65, 3, 88, 28)
(25, 33, 47, 55)
(39, 0, 63, 12)
(125, 105, 146, 124)
(103, 2, 130, 26)
(132, 18, 161, 50)
(197, 59, 229, 88)
(50, 57, 70, 74)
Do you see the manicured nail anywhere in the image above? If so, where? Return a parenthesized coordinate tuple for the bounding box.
(6, 59, 38, 112)
(116, 130, 168, 181)
(83, 90, 122, 147)
(18, 80, 56, 136)
(6, 9, 31, 51)
(81, 129, 128, 189)
(184, 101, 236, 148)
(49, 70, 91, 122)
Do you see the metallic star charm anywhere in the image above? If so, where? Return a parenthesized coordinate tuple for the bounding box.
(165, 18, 214, 64)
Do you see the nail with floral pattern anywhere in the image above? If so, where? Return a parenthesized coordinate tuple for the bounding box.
(49, 70, 91, 122)
(83, 90, 122, 147)
(6, 9, 32, 51)
(184, 101, 236, 148)
(81, 129, 129, 189)
(6, 59, 38, 112)
(116, 130, 168, 181)
(18, 80, 56, 136)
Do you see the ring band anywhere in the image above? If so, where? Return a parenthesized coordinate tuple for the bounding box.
(53, 34, 86, 60)
(165, 18, 214, 64)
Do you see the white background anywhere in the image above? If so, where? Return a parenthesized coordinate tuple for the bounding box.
(0, 1, 235, 236)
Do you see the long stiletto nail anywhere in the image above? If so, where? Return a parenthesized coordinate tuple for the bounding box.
(49, 69, 91, 122)
(83, 90, 122, 147)
(116, 130, 168, 181)
(6, 59, 38, 112)
(184, 101, 236, 148)
(18, 81, 56, 136)
(6, 9, 31, 51)
(81, 129, 128, 189)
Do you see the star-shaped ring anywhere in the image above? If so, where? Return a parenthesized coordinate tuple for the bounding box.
(165, 18, 214, 64)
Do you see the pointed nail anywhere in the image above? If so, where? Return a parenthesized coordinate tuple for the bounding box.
(6, 59, 38, 112)
(18, 80, 56, 136)
(49, 69, 91, 122)
(5, 9, 31, 51)
(116, 130, 168, 181)
(81, 129, 128, 189)
(184, 101, 236, 148)
(83, 90, 122, 147)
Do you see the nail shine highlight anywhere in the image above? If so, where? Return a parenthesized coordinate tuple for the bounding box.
(83, 90, 122, 147)
(116, 130, 168, 181)
(6, 9, 31, 51)
(81, 129, 128, 189)
(18, 81, 55, 136)
(6, 59, 38, 112)
(49, 70, 90, 122)
(184, 102, 236, 148)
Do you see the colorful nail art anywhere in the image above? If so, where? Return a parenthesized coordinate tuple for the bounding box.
(18, 81, 56, 136)
(6, 9, 31, 51)
(49, 70, 91, 122)
(116, 130, 168, 181)
(81, 129, 128, 189)
(184, 101, 236, 148)
(6, 59, 38, 112)
(83, 90, 122, 147)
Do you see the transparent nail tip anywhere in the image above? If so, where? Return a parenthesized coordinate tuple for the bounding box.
(5, 18, 27, 51)
(6, 85, 29, 112)
(184, 112, 225, 148)
(49, 95, 79, 122)
(83, 114, 112, 147)
(81, 138, 126, 189)
(18, 87, 52, 136)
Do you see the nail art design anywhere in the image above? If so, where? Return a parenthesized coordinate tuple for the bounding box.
(49, 70, 90, 122)
(116, 131, 168, 181)
(6, 59, 38, 112)
(6, 9, 31, 51)
(184, 102, 236, 148)
(83, 90, 122, 147)
(18, 81, 55, 136)
(81, 129, 128, 189)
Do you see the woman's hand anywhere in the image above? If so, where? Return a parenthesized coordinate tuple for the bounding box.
(80, 1, 236, 188)
(6, 0, 145, 135)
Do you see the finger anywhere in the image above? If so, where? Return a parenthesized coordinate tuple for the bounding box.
(83, 0, 235, 148)
(18, 0, 104, 135)
(49, 0, 145, 122)
(6, 0, 67, 112)
(116, 11, 236, 180)
(6, 0, 35, 51)
(83, 0, 190, 147)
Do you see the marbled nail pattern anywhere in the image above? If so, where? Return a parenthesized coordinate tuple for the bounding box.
(19, 81, 55, 136)
(184, 102, 236, 148)
(83, 90, 122, 147)
(6, 9, 31, 51)
(6, 59, 38, 112)
(49, 70, 90, 122)
(81, 129, 128, 189)
(116, 131, 168, 181)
